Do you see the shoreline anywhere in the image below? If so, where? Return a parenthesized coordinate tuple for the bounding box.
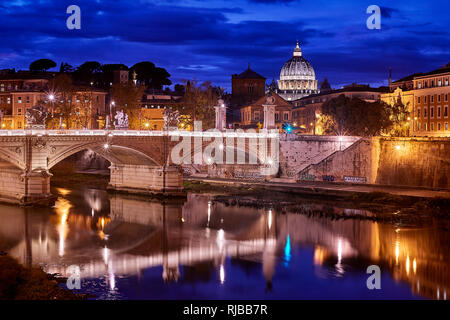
(0, 254, 87, 300)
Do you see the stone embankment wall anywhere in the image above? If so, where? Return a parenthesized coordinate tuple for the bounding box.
(299, 137, 450, 189)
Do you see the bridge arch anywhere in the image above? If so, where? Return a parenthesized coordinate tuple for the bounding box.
(0, 148, 25, 170)
(48, 142, 160, 170)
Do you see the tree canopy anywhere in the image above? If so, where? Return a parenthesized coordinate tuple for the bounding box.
(29, 59, 57, 72)
(319, 95, 392, 136)
(131, 61, 171, 89)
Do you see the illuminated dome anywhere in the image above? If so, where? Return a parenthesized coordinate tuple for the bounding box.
(277, 41, 319, 101)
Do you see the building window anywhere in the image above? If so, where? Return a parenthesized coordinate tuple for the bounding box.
(438, 95, 441, 102)
(445, 123, 449, 131)
(254, 111, 260, 121)
(424, 96, 427, 103)
(283, 112, 289, 121)
(18, 121, 22, 129)
(424, 107, 427, 117)
(445, 106, 448, 118)
(431, 95, 434, 103)
(0, 84, 4, 92)
(438, 106, 441, 118)
(424, 123, 428, 131)
(431, 107, 434, 118)
(26, 96, 30, 103)
(417, 96, 421, 104)
(18, 108, 22, 115)
(18, 97, 22, 103)
(445, 94, 448, 102)
(431, 123, 434, 131)
(438, 123, 441, 130)
(418, 82, 422, 89)
(418, 122, 421, 131)
(275, 112, 279, 121)
(7, 97, 10, 104)
(438, 80, 442, 86)
(445, 79, 449, 86)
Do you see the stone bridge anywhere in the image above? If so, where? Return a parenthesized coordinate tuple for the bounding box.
(0, 129, 279, 205)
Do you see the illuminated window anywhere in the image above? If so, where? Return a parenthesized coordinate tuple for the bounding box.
(18, 97, 22, 103)
(445, 123, 449, 131)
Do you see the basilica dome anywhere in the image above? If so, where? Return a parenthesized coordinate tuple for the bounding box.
(280, 45, 316, 81)
(276, 42, 319, 101)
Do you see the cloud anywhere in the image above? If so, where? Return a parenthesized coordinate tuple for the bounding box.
(0, 0, 448, 90)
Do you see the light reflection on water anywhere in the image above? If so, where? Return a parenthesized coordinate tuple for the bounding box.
(0, 187, 449, 300)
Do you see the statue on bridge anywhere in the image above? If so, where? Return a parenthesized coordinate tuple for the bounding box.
(25, 104, 48, 130)
(114, 110, 129, 130)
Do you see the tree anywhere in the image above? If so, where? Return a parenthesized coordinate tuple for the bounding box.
(175, 80, 218, 129)
(46, 74, 76, 129)
(72, 61, 102, 84)
(59, 62, 74, 73)
(174, 84, 185, 95)
(110, 83, 145, 129)
(319, 94, 391, 136)
(131, 61, 155, 86)
(386, 94, 410, 136)
(131, 62, 171, 90)
(29, 59, 57, 72)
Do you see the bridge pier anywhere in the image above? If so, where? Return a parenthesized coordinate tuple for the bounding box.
(108, 164, 184, 197)
(0, 166, 55, 206)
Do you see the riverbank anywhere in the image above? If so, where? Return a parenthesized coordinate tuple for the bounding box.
(184, 179, 450, 220)
(0, 254, 86, 300)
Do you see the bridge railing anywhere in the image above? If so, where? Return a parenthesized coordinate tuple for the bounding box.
(0, 129, 279, 138)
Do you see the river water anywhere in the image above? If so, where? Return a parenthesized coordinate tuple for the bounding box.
(0, 186, 449, 300)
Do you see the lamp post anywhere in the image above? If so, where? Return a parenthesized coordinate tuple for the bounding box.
(110, 101, 115, 129)
(48, 94, 55, 129)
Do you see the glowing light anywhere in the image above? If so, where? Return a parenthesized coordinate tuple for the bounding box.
(103, 246, 109, 264)
(145, 123, 149, 128)
(268, 209, 272, 230)
(207, 201, 211, 227)
(217, 229, 225, 251)
(206, 157, 212, 164)
(104, 143, 109, 149)
(181, 217, 185, 222)
(1, 123, 5, 128)
(395, 241, 400, 264)
(109, 271, 116, 290)
(338, 136, 343, 142)
(413, 258, 417, 274)
(284, 234, 291, 263)
(407, 117, 411, 121)
(219, 265, 225, 284)
(56, 188, 71, 196)
(111, 101, 115, 106)
(91, 208, 94, 217)
(395, 145, 401, 150)
(267, 158, 273, 165)
(219, 144, 224, 150)
(48, 94, 55, 101)
(406, 256, 410, 274)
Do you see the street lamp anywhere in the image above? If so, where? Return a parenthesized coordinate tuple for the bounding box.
(110, 101, 115, 128)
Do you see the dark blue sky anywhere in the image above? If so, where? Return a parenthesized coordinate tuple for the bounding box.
(0, 0, 449, 91)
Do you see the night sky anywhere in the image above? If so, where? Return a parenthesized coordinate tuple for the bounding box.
(0, 0, 449, 90)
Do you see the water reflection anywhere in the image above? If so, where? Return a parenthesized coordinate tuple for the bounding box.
(0, 188, 449, 300)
